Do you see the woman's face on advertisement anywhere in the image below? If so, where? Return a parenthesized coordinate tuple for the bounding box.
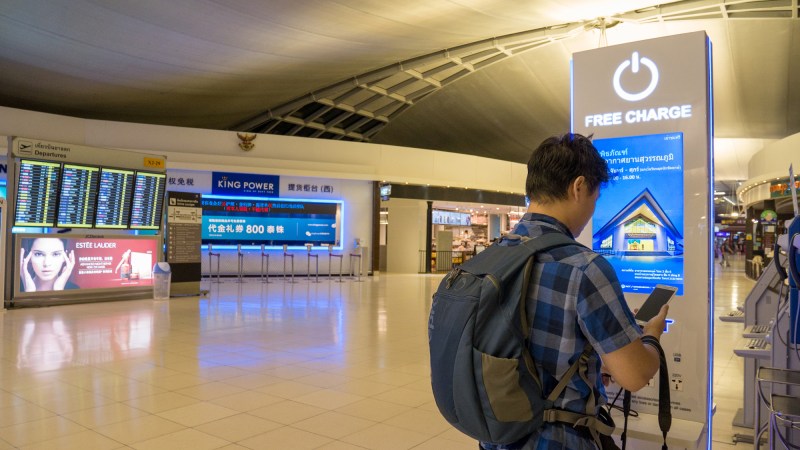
(29, 238, 66, 281)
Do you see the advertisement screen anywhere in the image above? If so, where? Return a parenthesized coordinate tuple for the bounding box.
(592, 132, 684, 294)
(432, 210, 471, 226)
(201, 197, 341, 246)
(17, 235, 158, 296)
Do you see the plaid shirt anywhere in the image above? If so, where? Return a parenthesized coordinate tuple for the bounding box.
(481, 213, 641, 450)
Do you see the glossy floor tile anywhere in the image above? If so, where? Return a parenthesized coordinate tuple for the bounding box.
(0, 259, 756, 449)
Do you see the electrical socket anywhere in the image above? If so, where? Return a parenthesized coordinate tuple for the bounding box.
(671, 377, 684, 391)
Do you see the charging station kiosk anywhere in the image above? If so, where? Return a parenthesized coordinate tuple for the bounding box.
(572, 31, 714, 449)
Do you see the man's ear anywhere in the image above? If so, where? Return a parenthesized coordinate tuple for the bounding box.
(569, 176, 587, 201)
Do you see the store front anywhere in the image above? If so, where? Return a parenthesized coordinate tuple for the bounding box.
(377, 184, 526, 274)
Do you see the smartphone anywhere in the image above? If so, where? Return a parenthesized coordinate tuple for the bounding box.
(634, 284, 677, 325)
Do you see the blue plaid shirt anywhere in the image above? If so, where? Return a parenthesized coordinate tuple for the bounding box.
(482, 213, 641, 450)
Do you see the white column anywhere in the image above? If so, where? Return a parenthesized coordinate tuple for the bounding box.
(386, 198, 428, 273)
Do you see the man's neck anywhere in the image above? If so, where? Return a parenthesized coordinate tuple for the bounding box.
(527, 202, 576, 236)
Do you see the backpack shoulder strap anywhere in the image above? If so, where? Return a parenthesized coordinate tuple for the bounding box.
(520, 231, 585, 253)
(462, 232, 579, 279)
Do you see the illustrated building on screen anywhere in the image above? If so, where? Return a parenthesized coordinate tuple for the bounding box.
(593, 188, 683, 256)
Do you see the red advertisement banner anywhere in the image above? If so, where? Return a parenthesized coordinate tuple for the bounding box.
(19, 236, 158, 293)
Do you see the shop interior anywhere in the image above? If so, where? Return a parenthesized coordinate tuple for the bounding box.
(429, 202, 525, 252)
(379, 200, 526, 273)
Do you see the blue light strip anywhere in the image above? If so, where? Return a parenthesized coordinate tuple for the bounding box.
(570, 59, 575, 133)
(202, 194, 343, 204)
(705, 36, 715, 450)
(201, 194, 345, 251)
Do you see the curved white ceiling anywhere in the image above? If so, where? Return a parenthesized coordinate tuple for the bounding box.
(0, 0, 796, 181)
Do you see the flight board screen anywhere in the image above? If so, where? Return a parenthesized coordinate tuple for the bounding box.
(130, 172, 167, 230)
(94, 168, 135, 229)
(56, 164, 100, 228)
(15, 159, 60, 227)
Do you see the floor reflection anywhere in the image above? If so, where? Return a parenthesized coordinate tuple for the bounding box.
(0, 265, 751, 449)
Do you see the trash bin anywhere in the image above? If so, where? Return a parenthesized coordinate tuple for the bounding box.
(153, 262, 171, 299)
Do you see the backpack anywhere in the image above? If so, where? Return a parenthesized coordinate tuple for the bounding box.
(428, 232, 612, 445)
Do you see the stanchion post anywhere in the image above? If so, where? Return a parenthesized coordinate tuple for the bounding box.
(261, 244, 270, 283)
(283, 244, 296, 283)
(236, 244, 245, 283)
(306, 243, 320, 283)
(208, 243, 221, 283)
(349, 248, 363, 282)
(328, 244, 344, 282)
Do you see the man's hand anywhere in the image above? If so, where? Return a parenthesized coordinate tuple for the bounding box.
(642, 304, 669, 339)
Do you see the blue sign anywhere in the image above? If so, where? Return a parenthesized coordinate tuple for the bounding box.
(203, 217, 336, 242)
(201, 196, 341, 246)
(212, 172, 279, 197)
(592, 132, 684, 295)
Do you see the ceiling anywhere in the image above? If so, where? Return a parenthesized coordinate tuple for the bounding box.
(0, 0, 797, 184)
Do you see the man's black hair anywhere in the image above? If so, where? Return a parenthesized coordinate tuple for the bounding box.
(525, 133, 609, 203)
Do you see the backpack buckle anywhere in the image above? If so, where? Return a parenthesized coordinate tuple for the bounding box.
(446, 268, 462, 288)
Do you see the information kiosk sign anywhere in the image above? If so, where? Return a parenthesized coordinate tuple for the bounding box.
(572, 32, 713, 447)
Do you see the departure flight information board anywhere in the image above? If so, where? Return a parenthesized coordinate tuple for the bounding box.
(15, 159, 61, 227)
(56, 164, 100, 228)
(130, 172, 167, 230)
(95, 168, 134, 229)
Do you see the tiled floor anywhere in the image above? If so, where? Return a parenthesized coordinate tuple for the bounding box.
(0, 256, 756, 449)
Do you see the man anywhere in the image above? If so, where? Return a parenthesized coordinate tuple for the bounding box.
(481, 133, 668, 449)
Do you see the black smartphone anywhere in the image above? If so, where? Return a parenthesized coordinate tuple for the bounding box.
(634, 284, 677, 324)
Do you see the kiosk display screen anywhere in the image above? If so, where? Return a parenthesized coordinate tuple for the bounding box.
(592, 132, 685, 294)
(15, 159, 61, 227)
(95, 168, 135, 229)
(56, 164, 100, 228)
(130, 171, 167, 230)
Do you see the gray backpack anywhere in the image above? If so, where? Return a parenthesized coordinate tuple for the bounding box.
(428, 232, 613, 445)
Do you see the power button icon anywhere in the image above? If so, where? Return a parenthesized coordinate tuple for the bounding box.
(613, 51, 659, 102)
